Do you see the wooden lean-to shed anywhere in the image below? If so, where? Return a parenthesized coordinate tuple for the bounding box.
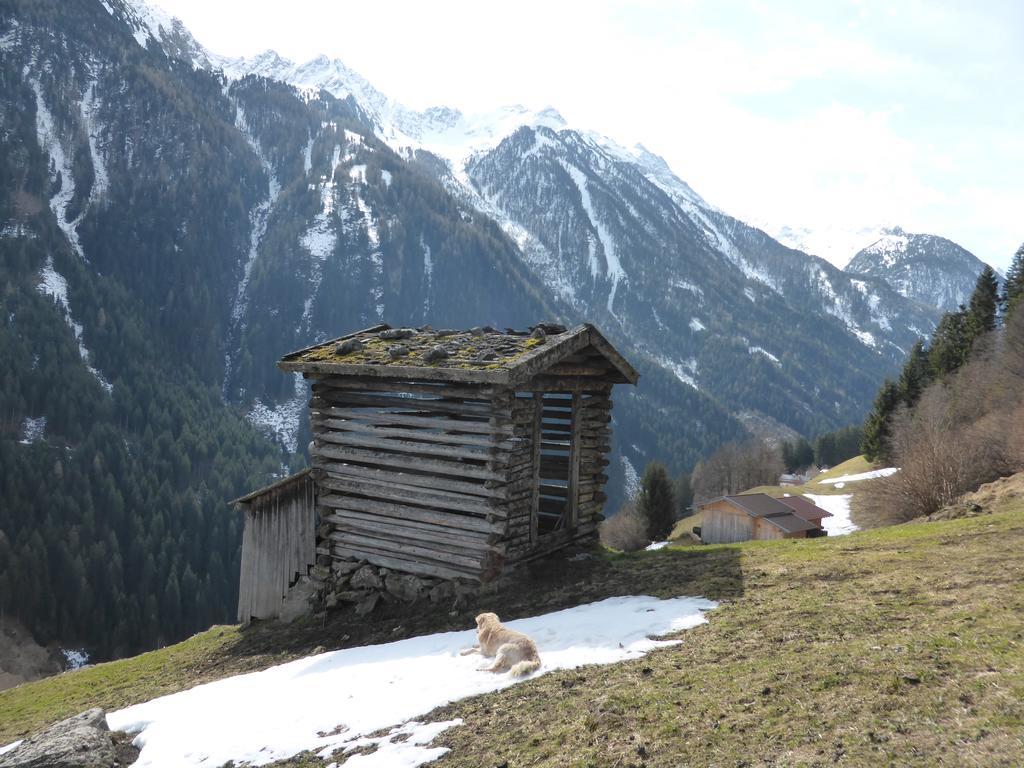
(233, 322, 637, 622)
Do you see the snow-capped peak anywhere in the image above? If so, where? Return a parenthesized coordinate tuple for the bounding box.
(767, 222, 901, 269)
(859, 227, 910, 268)
(101, 0, 211, 68)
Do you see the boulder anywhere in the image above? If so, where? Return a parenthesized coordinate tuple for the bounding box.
(279, 578, 316, 623)
(355, 593, 380, 616)
(331, 559, 361, 575)
(428, 581, 456, 604)
(0, 708, 115, 768)
(334, 338, 364, 355)
(350, 565, 383, 591)
(385, 573, 426, 602)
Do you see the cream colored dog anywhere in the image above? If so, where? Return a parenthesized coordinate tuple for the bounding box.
(460, 612, 541, 677)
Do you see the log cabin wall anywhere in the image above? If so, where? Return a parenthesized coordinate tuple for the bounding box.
(308, 375, 518, 582)
(236, 470, 317, 623)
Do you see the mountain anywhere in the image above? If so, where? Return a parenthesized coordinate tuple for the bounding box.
(845, 227, 993, 312)
(768, 223, 895, 270)
(209, 49, 941, 450)
(0, 0, 950, 663)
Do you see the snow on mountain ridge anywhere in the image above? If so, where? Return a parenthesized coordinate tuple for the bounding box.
(767, 222, 900, 269)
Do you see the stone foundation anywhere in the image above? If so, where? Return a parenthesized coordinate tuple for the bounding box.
(305, 556, 486, 618)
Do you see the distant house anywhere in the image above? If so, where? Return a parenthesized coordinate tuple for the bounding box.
(696, 493, 830, 543)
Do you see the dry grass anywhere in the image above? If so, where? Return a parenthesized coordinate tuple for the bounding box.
(4, 492, 1024, 767)
(430, 502, 1024, 767)
(746, 455, 877, 498)
(669, 511, 703, 541)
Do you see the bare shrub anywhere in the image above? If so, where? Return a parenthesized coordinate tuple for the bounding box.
(599, 502, 650, 552)
(854, 384, 1012, 526)
(692, 439, 784, 500)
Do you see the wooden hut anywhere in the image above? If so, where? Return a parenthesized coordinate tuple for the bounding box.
(696, 493, 824, 544)
(233, 322, 637, 622)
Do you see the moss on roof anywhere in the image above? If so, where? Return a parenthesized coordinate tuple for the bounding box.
(291, 325, 564, 371)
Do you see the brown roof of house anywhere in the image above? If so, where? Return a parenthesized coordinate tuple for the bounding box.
(777, 495, 833, 520)
(277, 322, 639, 386)
(761, 513, 820, 534)
(719, 493, 795, 518)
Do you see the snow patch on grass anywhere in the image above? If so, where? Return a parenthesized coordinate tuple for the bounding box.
(805, 493, 858, 536)
(818, 467, 898, 485)
(108, 596, 715, 768)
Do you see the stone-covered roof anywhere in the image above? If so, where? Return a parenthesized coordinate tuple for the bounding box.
(278, 322, 639, 385)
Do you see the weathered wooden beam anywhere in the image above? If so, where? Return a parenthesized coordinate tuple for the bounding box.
(313, 460, 503, 499)
(317, 493, 503, 531)
(323, 509, 499, 545)
(314, 430, 498, 461)
(312, 377, 498, 399)
(331, 544, 481, 582)
(325, 524, 501, 561)
(309, 404, 504, 434)
(313, 416, 519, 449)
(317, 474, 496, 515)
(312, 443, 503, 480)
(315, 391, 494, 417)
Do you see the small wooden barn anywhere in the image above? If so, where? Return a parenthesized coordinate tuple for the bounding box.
(233, 322, 638, 622)
(696, 493, 828, 544)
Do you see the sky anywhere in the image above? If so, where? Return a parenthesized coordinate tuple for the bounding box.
(152, 0, 1023, 270)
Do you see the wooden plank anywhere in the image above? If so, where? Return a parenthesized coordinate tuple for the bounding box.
(324, 509, 498, 544)
(315, 429, 496, 461)
(332, 544, 481, 581)
(309, 405, 504, 434)
(314, 460, 502, 499)
(529, 393, 542, 545)
(328, 529, 493, 568)
(317, 493, 501, 532)
(573, 393, 581, 532)
(314, 391, 494, 417)
(317, 474, 495, 515)
(543, 364, 613, 377)
(313, 417, 518, 449)
(325, 524, 497, 561)
(313, 377, 498, 399)
(312, 443, 503, 480)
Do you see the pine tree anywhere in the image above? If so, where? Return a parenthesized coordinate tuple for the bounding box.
(897, 339, 932, 408)
(636, 462, 676, 541)
(966, 265, 1001, 338)
(929, 308, 970, 377)
(1005, 242, 1024, 318)
(861, 380, 901, 463)
(673, 472, 693, 519)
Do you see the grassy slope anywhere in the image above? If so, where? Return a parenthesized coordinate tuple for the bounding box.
(745, 455, 877, 498)
(3, 495, 1023, 766)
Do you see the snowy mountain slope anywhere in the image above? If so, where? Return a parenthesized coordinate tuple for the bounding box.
(845, 227, 993, 312)
(767, 223, 895, 270)
(196, 41, 950, 465)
